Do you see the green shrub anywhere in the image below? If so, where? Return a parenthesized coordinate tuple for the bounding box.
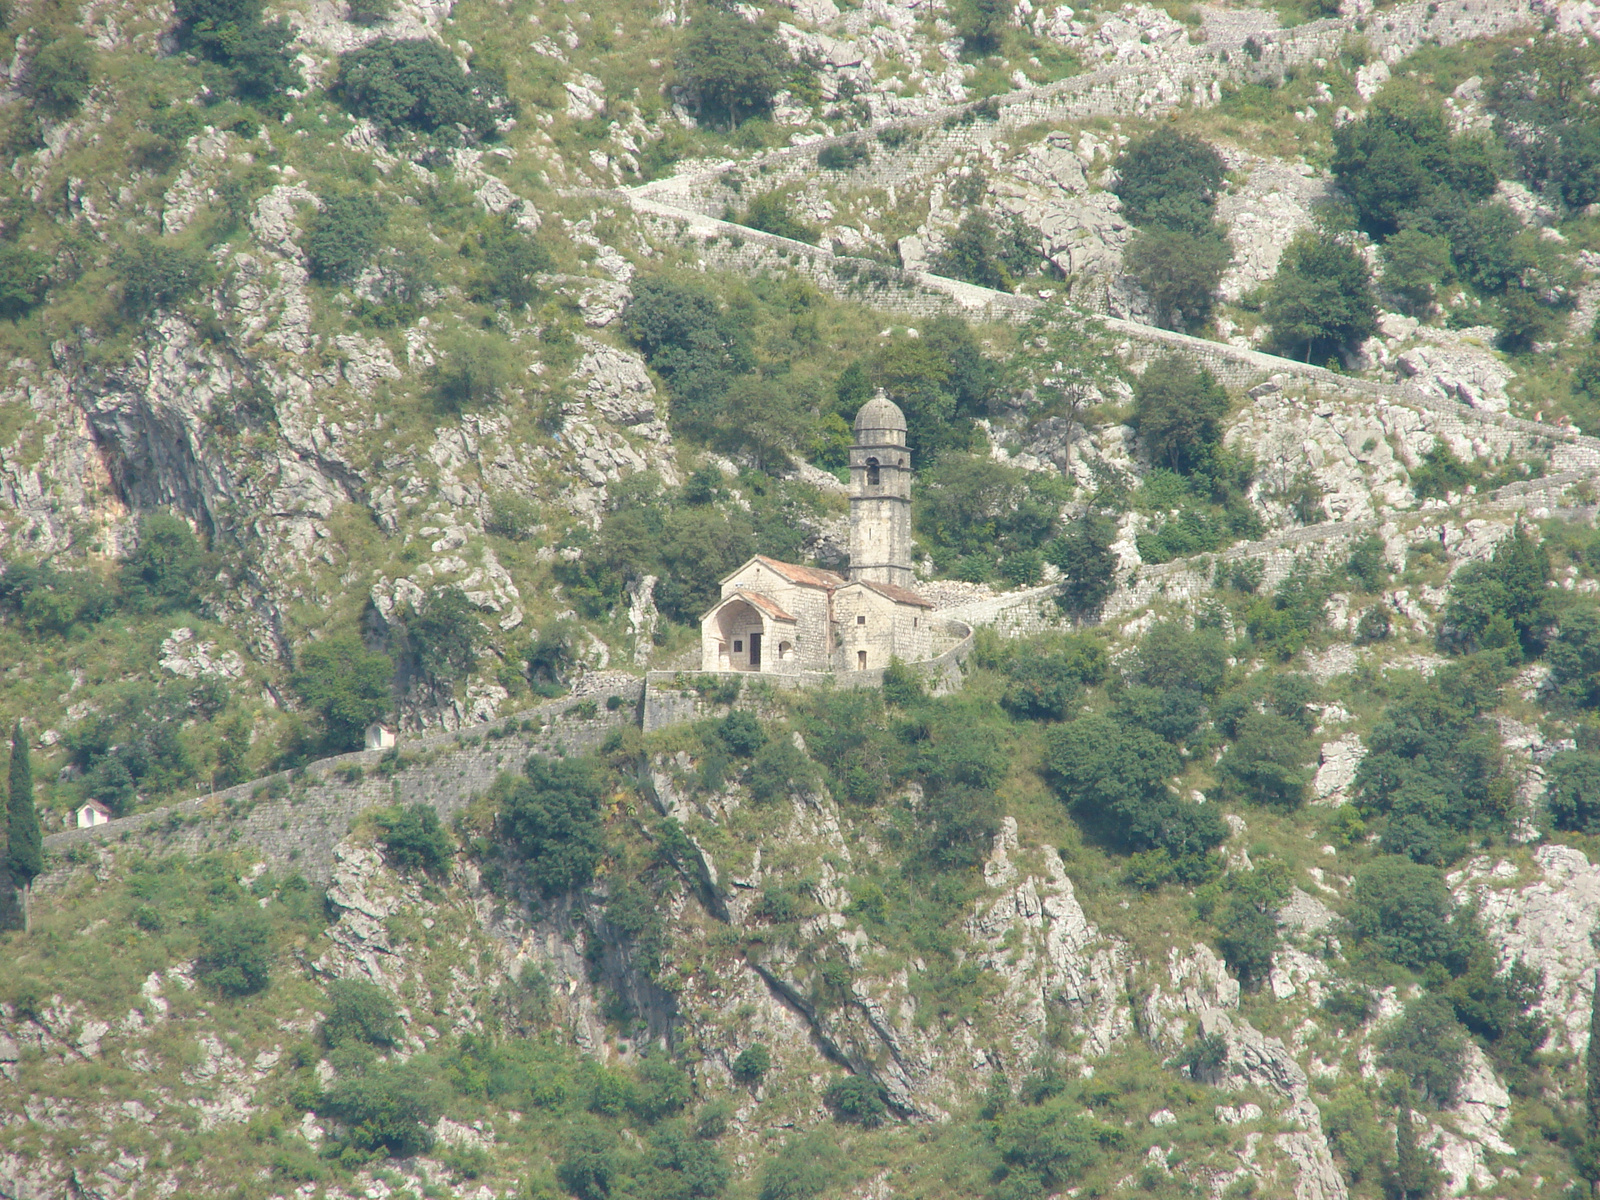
(741, 192, 818, 244)
(1124, 225, 1231, 331)
(335, 38, 506, 140)
(121, 512, 210, 612)
(1381, 228, 1453, 315)
(929, 210, 1037, 292)
(1047, 513, 1118, 621)
(992, 1099, 1123, 1194)
(1346, 856, 1457, 970)
(1216, 712, 1311, 809)
(758, 1133, 836, 1200)
(675, 8, 797, 128)
(372, 803, 453, 873)
(322, 979, 401, 1048)
(631, 1052, 692, 1122)
(485, 492, 540, 541)
(498, 755, 606, 895)
(471, 219, 553, 308)
(23, 34, 93, 117)
(1331, 94, 1495, 237)
(346, 0, 393, 24)
(0, 243, 49, 321)
(432, 335, 514, 412)
(623, 275, 755, 429)
(1378, 995, 1468, 1106)
(824, 1075, 888, 1127)
(291, 634, 394, 753)
(115, 238, 209, 318)
(817, 141, 868, 171)
(401, 587, 482, 695)
(1439, 523, 1550, 656)
(305, 193, 386, 283)
(319, 1061, 440, 1156)
(714, 711, 766, 757)
(1262, 231, 1377, 364)
(732, 1044, 771, 1085)
(198, 908, 273, 996)
(1133, 355, 1229, 475)
(1112, 127, 1225, 235)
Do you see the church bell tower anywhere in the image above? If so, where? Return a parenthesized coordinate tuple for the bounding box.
(849, 393, 913, 589)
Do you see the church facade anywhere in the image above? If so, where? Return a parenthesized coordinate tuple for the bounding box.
(699, 395, 934, 675)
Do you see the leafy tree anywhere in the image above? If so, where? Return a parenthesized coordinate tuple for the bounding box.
(1346, 856, 1456, 970)
(292, 634, 394, 752)
(999, 654, 1083, 721)
(403, 587, 481, 695)
(624, 276, 754, 430)
(1262, 231, 1377, 363)
(930, 210, 1036, 292)
(1047, 513, 1118, 621)
(1216, 894, 1279, 984)
(22, 34, 94, 117)
(1124, 226, 1232, 331)
(323, 979, 402, 1049)
(732, 1044, 771, 1085)
(319, 1061, 441, 1155)
(6, 721, 41, 933)
(675, 8, 796, 128)
(372, 803, 453, 873)
(335, 38, 505, 140)
(864, 326, 994, 463)
(1133, 354, 1230, 474)
(745, 737, 815, 803)
(432, 335, 513, 412)
(197, 907, 273, 996)
(953, 0, 1012, 53)
(1112, 128, 1226, 235)
(498, 754, 606, 896)
(1551, 608, 1600, 710)
(1216, 711, 1311, 809)
(1047, 714, 1224, 878)
(1382, 229, 1453, 315)
(1332, 93, 1495, 236)
(1379, 995, 1469, 1107)
(823, 1075, 888, 1126)
(715, 376, 817, 472)
(306, 193, 386, 283)
(1346, 533, 1389, 591)
(992, 1099, 1123, 1195)
(1489, 35, 1600, 208)
(916, 455, 1069, 578)
(470, 219, 553, 308)
(115, 238, 209, 318)
(225, 19, 303, 108)
(121, 512, 209, 612)
(741, 192, 818, 245)
(0, 244, 49, 321)
(1439, 523, 1550, 656)
(1137, 619, 1228, 697)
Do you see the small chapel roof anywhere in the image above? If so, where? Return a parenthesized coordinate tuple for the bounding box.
(855, 579, 935, 608)
(735, 555, 847, 589)
(725, 589, 798, 622)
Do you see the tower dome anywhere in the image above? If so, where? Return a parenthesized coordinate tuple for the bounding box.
(853, 393, 907, 444)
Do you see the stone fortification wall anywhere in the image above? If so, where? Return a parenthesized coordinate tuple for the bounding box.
(642, 617, 974, 730)
(38, 686, 643, 889)
(632, 0, 1535, 218)
(946, 470, 1595, 637)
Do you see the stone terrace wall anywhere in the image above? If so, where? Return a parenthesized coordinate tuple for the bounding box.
(946, 470, 1596, 636)
(632, 0, 1536, 218)
(641, 618, 974, 730)
(631, 195, 1600, 471)
(38, 686, 644, 889)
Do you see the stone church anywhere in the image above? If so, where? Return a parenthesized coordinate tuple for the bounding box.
(700, 395, 934, 674)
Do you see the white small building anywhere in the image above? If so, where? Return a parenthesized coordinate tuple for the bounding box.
(75, 800, 113, 829)
(364, 723, 397, 751)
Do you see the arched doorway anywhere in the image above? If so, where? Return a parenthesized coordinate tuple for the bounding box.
(715, 598, 765, 672)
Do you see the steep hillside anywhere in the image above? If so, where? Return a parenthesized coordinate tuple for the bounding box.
(10, 0, 1600, 1196)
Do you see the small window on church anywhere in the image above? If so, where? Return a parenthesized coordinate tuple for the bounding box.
(856, 614, 866, 625)
(913, 618, 918, 628)
(733, 639, 743, 652)
(866, 456, 880, 486)
(858, 651, 867, 669)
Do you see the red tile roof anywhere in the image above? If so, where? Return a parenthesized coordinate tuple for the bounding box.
(725, 589, 798, 622)
(856, 580, 934, 608)
(752, 555, 847, 589)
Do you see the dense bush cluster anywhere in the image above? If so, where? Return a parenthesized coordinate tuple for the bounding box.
(335, 38, 510, 141)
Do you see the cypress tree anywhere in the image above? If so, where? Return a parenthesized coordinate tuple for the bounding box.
(6, 720, 42, 933)
(1583, 972, 1600, 1194)
(1394, 1101, 1437, 1200)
